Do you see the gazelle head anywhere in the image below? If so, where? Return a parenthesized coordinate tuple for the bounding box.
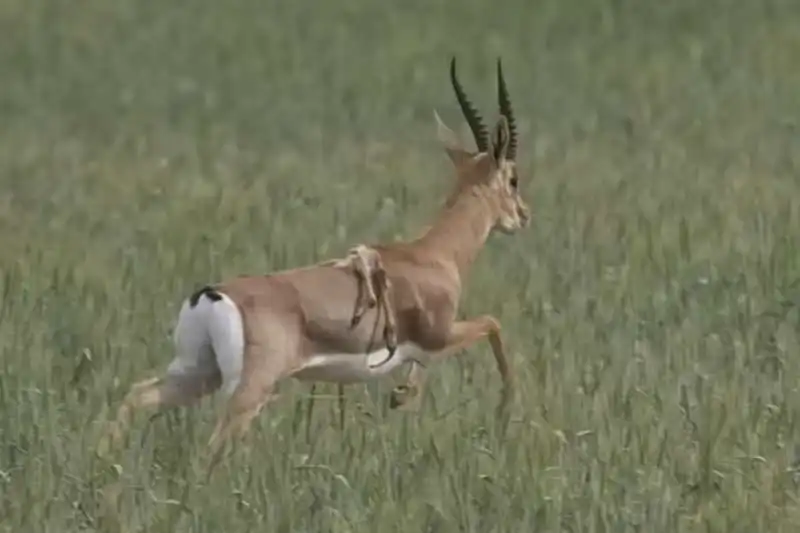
(436, 57, 530, 235)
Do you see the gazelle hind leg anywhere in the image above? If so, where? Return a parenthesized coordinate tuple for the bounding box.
(206, 343, 299, 480)
(207, 396, 267, 478)
(304, 383, 347, 444)
(206, 383, 278, 480)
(98, 369, 220, 458)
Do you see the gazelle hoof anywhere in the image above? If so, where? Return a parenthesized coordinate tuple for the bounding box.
(95, 424, 120, 460)
(389, 385, 419, 410)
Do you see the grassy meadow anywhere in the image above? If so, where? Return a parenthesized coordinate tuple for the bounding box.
(3, 0, 800, 530)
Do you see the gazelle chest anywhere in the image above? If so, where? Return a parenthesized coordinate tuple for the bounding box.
(292, 342, 430, 384)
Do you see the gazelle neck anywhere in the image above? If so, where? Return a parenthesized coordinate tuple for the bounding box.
(414, 188, 495, 279)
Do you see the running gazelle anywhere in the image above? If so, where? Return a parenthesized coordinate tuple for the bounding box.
(99, 57, 530, 475)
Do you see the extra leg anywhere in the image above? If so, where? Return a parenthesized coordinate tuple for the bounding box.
(338, 383, 346, 431)
(304, 383, 347, 443)
(390, 315, 512, 410)
(305, 384, 317, 443)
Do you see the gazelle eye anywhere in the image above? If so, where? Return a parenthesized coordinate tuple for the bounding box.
(510, 177, 518, 189)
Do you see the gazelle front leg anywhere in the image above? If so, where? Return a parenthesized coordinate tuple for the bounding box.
(390, 315, 512, 410)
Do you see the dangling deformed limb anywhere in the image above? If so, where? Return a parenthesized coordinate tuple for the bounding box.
(307, 245, 399, 436)
(345, 245, 398, 365)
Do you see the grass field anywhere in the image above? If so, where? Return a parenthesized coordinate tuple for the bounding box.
(2, 0, 800, 531)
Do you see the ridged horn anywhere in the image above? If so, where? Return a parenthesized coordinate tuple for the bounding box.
(450, 57, 489, 153)
(496, 58, 518, 160)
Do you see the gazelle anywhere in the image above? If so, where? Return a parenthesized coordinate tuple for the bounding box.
(99, 57, 530, 475)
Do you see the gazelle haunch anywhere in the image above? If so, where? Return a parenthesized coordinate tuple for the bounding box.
(99, 57, 530, 476)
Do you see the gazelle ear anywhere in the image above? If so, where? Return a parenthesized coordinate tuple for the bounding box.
(490, 115, 510, 165)
(434, 109, 474, 167)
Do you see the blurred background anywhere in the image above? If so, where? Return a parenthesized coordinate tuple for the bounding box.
(2, 0, 800, 531)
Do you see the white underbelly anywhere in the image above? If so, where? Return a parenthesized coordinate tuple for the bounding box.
(292, 342, 429, 384)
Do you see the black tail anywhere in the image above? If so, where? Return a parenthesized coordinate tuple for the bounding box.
(189, 285, 222, 308)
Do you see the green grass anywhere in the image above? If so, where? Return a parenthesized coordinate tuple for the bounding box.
(3, 0, 800, 530)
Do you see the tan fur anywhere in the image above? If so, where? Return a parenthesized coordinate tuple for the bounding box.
(98, 57, 530, 477)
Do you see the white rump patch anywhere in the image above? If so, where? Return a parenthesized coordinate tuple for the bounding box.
(170, 291, 244, 397)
